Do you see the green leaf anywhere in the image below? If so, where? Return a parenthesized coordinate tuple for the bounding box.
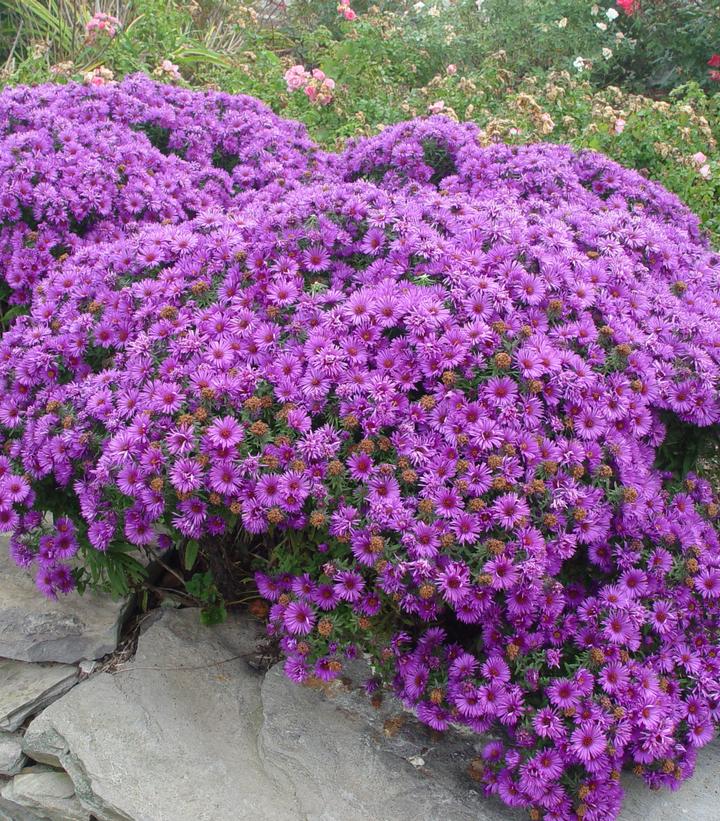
(184, 539, 200, 571)
(1, 305, 26, 328)
(185, 570, 212, 598)
(200, 601, 227, 626)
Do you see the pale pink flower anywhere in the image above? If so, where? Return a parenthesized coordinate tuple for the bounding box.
(284, 65, 311, 92)
(154, 59, 182, 81)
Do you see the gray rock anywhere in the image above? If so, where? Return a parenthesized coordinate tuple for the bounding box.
(18, 607, 720, 821)
(78, 660, 98, 676)
(0, 777, 47, 821)
(258, 660, 521, 821)
(1, 765, 88, 820)
(23, 608, 298, 821)
(0, 803, 45, 821)
(0, 538, 131, 663)
(0, 660, 77, 732)
(0, 732, 26, 776)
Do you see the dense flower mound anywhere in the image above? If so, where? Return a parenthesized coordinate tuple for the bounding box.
(0, 116, 230, 305)
(0, 77, 335, 305)
(342, 116, 705, 240)
(1, 76, 335, 194)
(2, 80, 720, 821)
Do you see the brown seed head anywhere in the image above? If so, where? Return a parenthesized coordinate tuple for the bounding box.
(244, 396, 263, 413)
(430, 688, 444, 705)
(622, 487, 638, 503)
(418, 499, 434, 515)
(528, 379, 544, 394)
(328, 460, 344, 477)
(419, 583, 435, 600)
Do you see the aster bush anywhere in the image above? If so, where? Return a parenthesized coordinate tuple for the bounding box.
(0, 76, 335, 311)
(2, 78, 720, 821)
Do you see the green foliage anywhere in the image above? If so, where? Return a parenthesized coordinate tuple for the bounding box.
(610, 1, 720, 94)
(655, 414, 720, 478)
(185, 571, 227, 625)
(74, 543, 148, 598)
(183, 539, 200, 571)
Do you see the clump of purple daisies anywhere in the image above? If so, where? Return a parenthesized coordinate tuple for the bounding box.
(0, 76, 336, 306)
(1, 79, 720, 821)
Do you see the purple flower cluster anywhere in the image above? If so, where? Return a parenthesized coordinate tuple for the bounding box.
(344, 116, 706, 240)
(0, 75, 335, 305)
(2, 79, 720, 820)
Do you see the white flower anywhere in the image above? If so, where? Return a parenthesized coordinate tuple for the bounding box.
(557, 17, 568, 28)
(602, 47, 613, 60)
(591, 4, 600, 14)
(413, 1, 425, 11)
(606, 7, 619, 21)
(596, 22, 607, 31)
(573, 56, 587, 72)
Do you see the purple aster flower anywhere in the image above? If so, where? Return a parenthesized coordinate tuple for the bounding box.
(570, 721, 606, 762)
(283, 600, 316, 636)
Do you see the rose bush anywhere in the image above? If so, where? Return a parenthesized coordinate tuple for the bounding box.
(1, 79, 720, 821)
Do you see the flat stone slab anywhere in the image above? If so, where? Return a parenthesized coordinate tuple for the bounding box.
(1, 765, 88, 821)
(23, 608, 299, 821)
(258, 660, 520, 821)
(0, 538, 131, 663)
(0, 779, 46, 821)
(0, 660, 77, 733)
(19, 608, 720, 821)
(0, 732, 26, 776)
